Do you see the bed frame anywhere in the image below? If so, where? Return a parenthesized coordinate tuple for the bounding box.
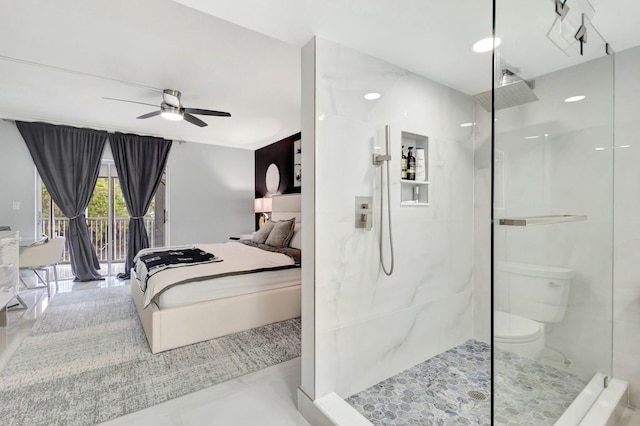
(131, 194, 302, 354)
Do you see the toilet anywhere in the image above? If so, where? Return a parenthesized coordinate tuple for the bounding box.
(494, 261, 574, 359)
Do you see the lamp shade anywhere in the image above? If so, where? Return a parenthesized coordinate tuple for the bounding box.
(254, 197, 273, 213)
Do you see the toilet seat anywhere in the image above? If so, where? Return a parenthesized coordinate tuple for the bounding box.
(494, 311, 543, 343)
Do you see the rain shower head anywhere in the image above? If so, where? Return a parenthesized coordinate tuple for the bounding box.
(473, 69, 539, 111)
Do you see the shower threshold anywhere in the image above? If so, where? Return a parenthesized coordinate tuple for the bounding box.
(555, 373, 628, 425)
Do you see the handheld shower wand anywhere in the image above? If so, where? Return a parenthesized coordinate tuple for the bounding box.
(372, 125, 395, 276)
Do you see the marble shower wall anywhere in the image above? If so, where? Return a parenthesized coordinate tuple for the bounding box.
(613, 45, 640, 408)
(491, 53, 615, 381)
(472, 106, 492, 344)
(312, 38, 476, 399)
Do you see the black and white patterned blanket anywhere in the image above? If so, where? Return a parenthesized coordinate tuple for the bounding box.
(136, 246, 222, 291)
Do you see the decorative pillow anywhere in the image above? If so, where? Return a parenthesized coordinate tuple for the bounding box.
(252, 220, 276, 244)
(265, 218, 296, 248)
(289, 223, 302, 249)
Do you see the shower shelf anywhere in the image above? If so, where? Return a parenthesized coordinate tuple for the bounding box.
(400, 201, 429, 206)
(401, 179, 429, 185)
(400, 131, 429, 206)
(498, 215, 587, 226)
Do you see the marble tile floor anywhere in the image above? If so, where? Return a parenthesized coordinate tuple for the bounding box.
(494, 349, 587, 425)
(101, 358, 310, 426)
(0, 275, 310, 426)
(346, 339, 594, 426)
(345, 339, 492, 425)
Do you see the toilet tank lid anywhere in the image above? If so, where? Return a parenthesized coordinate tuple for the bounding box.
(496, 261, 574, 279)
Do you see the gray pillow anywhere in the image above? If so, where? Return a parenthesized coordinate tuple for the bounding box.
(265, 218, 296, 248)
(252, 220, 276, 244)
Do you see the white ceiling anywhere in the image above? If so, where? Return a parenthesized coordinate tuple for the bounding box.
(0, 0, 301, 149)
(1, 0, 638, 149)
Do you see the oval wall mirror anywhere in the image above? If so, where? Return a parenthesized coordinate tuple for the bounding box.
(265, 163, 280, 194)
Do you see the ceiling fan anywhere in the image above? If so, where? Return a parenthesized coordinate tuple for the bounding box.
(104, 89, 231, 127)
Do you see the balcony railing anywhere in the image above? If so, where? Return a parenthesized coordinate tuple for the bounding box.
(42, 217, 155, 263)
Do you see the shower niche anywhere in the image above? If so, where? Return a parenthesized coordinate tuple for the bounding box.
(400, 131, 429, 206)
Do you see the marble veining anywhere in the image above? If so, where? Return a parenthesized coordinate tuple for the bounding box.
(313, 36, 475, 399)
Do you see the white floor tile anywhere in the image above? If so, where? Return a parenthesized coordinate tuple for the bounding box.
(101, 358, 310, 426)
(1, 276, 309, 426)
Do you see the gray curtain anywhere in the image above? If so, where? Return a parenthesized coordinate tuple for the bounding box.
(17, 121, 107, 281)
(110, 132, 172, 279)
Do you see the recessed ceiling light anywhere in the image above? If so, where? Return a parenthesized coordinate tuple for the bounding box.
(620, 145, 631, 148)
(524, 135, 539, 140)
(544, 133, 549, 137)
(460, 122, 474, 127)
(565, 95, 586, 103)
(595, 147, 605, 151)
(317, 114, 325, 121)
(472, 37, 502, 53)
(364, 92, 381, 100)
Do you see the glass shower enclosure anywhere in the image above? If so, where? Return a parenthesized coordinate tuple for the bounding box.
(490, 0, 615, 423)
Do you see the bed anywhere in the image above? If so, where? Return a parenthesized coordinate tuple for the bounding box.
(131, 194, 302, 354)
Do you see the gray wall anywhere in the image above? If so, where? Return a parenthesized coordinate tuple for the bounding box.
(167, 141, 255, 245)
(0, 120, 37, 242)
(0, 120, 255, 249)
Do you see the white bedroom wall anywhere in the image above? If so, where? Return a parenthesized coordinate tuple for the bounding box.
(0, 120, 38, 242)
(167, 141, 255, 245)
(311, 37, 476, 400)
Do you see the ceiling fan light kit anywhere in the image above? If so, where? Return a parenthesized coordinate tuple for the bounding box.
(105, 88, 231, 127)
(160, 104, 183, 121)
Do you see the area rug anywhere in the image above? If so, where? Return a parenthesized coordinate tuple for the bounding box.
(0, 285, 301, 426)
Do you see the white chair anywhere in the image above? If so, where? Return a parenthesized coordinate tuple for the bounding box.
(19, 237, 66, 298)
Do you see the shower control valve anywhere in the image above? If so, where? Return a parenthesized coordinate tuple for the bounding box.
(355, 196, 373, 231)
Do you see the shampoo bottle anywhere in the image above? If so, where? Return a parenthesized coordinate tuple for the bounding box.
(415, 147, 426, 181)
(401, 145, 407, 179)
(407, 147, 416, 180)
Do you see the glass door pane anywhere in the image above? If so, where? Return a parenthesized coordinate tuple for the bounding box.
(492, 1, 614, 423)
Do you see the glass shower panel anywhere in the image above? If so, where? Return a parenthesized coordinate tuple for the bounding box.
(492, 1, 614, 424)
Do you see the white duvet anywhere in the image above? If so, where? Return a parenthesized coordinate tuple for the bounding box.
(135, 241, 296, 308)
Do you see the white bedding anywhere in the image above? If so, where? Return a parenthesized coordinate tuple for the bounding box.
(136, 241, 297, 308)
(155, 267, 301, 309)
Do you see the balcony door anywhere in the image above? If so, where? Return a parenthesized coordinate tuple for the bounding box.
(41, 160, 166, 278)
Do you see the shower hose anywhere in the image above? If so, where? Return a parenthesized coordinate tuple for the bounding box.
(379, 133, 395, 276)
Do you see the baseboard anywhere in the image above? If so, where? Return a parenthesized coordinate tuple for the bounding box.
(297, 387, 335, 426)
(297, 388, 373, 426)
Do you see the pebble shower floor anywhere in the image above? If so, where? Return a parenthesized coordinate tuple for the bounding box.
(346, 340, 586, 425)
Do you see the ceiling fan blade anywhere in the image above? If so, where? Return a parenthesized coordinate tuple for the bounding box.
(183, 113, 208, 127)
(184, 108, 231, 117)
(136, 110, 161, 119)
(102, 97, 158, 108)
